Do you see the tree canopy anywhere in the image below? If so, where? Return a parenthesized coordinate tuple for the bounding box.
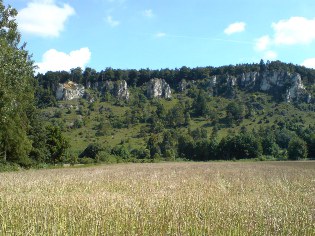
(0, 1, 35, 162)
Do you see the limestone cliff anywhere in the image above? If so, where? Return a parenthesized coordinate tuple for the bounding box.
(114, 80, 130, 100)
(97, 80, 130, 101)
(56, 81, 85, 100)
(216, 71, 310, 103)
(259, 71, 307, 102)
(147, 78, 172, 99)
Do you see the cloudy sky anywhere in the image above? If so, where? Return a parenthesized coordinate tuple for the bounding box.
(7, 0, 315, 73)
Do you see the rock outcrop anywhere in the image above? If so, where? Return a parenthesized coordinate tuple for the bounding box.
(56, 81, 85, 100)
(240, 72, 258, 88)
(178, 79, 188, 92)
(259, 71, 308, 102)
(94, 80, 130, 101)
(147, 78, 172, 99)
(114, 80, 130, 100)
(177, 70, 311, 103)
(86, 80, 130, 101)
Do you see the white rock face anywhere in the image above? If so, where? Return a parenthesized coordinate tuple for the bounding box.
(226, 76, 237, 87)
(285, 73, 305, 102)
(147, 78, 172, 99)
(56, 81, 85, 100)
(241, 72, 258, 87)
(114, 80, 130, 100)
(210, 76, 217, 87)
(260, 71, 288, 91)
(259, 71, 307, 102)
(95, 80, 130, 101)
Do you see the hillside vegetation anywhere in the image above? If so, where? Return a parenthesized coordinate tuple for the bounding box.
(34, 60, 315, 165)
(0, 1, 315, 169)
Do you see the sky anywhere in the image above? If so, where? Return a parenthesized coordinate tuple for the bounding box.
(5, 0, 315, 73)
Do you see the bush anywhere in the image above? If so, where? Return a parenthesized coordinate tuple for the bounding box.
(0, 161, 20, 172)
(288, 138, 308, 160)
(79, 143, 103, 159)
(96, 151, 117, 164)
(111, 145, 130, 159)
(17, 156, 35, 169)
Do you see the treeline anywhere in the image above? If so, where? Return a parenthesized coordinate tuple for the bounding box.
(77, 124, 315, 164)
(36, 60, 315, 91)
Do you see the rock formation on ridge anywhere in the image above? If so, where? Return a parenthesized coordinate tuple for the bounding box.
(56, 81, 85, 100)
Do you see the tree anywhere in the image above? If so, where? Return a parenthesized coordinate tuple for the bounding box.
(218, 133, 262, 160)
(83, 67, 97, 86)
(46, 126, 70, 164)
(70, 67, 83, 84)
(146, 134, 161, 158)
(288, 138, 308, 160)
(259, 59, 266, 73)
(193, 90, 208, 117)
(0, 1, 35, 162)
(79, 143, 103, 159)
(225, 101, 245, 125)
(167, 103, 185, 127)
(160, 130, 177, 158)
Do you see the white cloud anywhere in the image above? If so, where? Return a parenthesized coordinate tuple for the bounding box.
(272, 17, 315, 45)
(155, 32, 166, 38)
(254, 16, 315, 61)
(302, 58, 315, 69)
(255, 35, 271, 51)
(224, 22, 246, 35)
(263, 50, 278, 60)
(143, 9, 154, 18)
(36, 48, 91, 73)
(16, 0, 75, 37)
(106, 15, 120, 27)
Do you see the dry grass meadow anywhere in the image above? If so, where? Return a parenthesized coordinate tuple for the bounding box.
(0, 161, 314, 235)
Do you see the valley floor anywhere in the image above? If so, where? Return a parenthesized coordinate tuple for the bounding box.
(0, 162, 314, 235)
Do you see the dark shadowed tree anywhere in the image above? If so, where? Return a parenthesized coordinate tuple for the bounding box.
(288, 138, 308, 160)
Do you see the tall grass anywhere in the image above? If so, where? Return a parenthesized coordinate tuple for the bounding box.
(0, 162, 314, 235)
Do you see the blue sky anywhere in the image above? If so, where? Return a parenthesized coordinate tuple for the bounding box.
(6, 0, 315, 73)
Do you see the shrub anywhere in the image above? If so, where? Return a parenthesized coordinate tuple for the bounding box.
(288, 138, 308, 160)
(79, 143, 103, 159)
(0, 161, 20, 172)
(96, 151, 117, 164)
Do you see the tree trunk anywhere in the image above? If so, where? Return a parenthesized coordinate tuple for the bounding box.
(3, 138, 7, 161)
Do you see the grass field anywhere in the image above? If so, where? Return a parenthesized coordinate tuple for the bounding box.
(0, 162, 314, 235)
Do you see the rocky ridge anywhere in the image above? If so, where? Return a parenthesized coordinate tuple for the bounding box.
(55, 70, 312, 103)
(198, 70, 312, 103)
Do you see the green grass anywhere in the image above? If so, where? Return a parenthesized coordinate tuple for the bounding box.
(0, 161, 314, 235)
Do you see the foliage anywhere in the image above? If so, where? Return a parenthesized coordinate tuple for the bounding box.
(0, 1, 34, 163)
(46, 126, 70, 164)
(0, 160, 20, 172)
(79, 143, 103, 159)
(288, 138, 308, 160)
(225, 101, 245, 125)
